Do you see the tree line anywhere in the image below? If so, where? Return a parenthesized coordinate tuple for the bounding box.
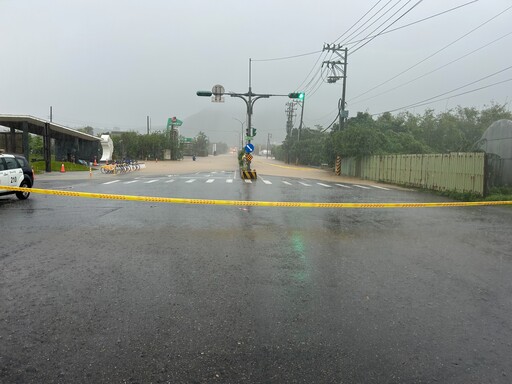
(29, 130, 229, 161)
(274, 103, 512, 166)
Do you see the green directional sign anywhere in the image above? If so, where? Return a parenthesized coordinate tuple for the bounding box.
(180, 137, 193, 143)
(167, 117, 183, 129)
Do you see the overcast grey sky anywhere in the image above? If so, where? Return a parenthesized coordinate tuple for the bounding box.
(1, 0, 511, 145)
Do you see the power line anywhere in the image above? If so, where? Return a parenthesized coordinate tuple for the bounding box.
(344, 0, 479, 46)
(306, 67, 329, 98)
(351, 4, 512, 101)
(336, 0, 397, 45)
(349, 0, 424, 54)
(303, 1, 480, 115)
(296, 51, 330, 92)
(352, 30, 512, 106)
(251, 50, 322, 62)
(320, 110, 342, 133)
(294, 1, 400, 98)
(333, 0, 385, 43)
(373, 70, 512, 115)
(387, 78, 512, 114)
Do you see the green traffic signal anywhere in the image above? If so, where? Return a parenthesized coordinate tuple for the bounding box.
(196, 91, 213, 97)
(288, 92, 305, 100)
(252, 128, 257, 136)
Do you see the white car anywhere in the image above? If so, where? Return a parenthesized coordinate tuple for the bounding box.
(0, 153, 32, 200)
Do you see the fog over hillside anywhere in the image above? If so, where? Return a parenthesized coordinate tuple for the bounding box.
(171, 104, 288, 148)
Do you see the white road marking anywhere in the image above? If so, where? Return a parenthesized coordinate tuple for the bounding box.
(317, 182, 332, 188)
(186, 179, 196, 183)
(354, 184, 371, 189)
(226, 179, 234, 183)
(206, 179, 215, 183)
(124, 180, 139, 184)
(282, 181, 292, 185)
(103, 180, 120, 185)
(370, 185, 390, 190)
(166, 179, 175, 183)
(335, 183, 351, 188)
(244, 179, 253, 183)
(259, 176, 272, 185)
(144, 179, 159, 184)
(298, 181, 311, 187)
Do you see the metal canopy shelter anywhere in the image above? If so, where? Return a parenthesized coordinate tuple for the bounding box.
(0, 114, 101, 172)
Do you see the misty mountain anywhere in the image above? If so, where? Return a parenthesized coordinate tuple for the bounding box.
(178, 106, 288, 148)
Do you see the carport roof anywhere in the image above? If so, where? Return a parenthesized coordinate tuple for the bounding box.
(0, 114, 101, 141)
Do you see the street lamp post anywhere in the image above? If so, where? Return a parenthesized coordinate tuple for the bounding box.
(233, 118, 245, 150)
(197, 59, 298, 171)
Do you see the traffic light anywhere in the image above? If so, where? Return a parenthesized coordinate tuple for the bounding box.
(196, 91, 213, 97)
(252, 127, 257, 136)
(246, 126, 251, 136)
(288, 92, 305, 100)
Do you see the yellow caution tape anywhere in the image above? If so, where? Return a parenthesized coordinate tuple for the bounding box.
(2, 186, 512, 208)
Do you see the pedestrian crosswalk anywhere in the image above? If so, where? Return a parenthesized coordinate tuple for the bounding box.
(100, 176, 393, 191)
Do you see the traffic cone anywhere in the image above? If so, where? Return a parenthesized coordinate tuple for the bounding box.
(93, 157, 97, 166)
(60, 163, 65, 173)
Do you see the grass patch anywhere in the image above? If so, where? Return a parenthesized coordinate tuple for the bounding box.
(434, 187, 512, 202)
(32, 161, 92, 173)
(484, 187, 512, 201)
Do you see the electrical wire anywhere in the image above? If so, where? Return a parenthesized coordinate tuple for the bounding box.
(379, 78, 512, 115)
(304, 1, 480, 123)
(251, 50, 322, 62)
(294, 51, 329, 91)
(351, 3, 512, 101)
(352, 30, 512, 106)
(294, 1, 399, 99)
(305, 67, 330, 97)
(344, 0, 479, 46)
(333, 0, 385, 43)
(373, 69, 512, 115)
(350, 0, 423, 55)
(320, 109, 341, 133)
(336, 0, 396, 46)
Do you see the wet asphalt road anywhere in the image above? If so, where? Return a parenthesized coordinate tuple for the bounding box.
(1, 170, 512, 383)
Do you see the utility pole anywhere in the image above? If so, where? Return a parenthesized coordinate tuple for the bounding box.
(297, 98, 305, 142)
(322, 44, 348, 130)
(147, 115, 150, 135)
(266, 133, 272, 159)
(233, 118, 245, 150)
(285, 102, 296, 164)
(50, 106, 53, 122)
(285, 102, 296, 136)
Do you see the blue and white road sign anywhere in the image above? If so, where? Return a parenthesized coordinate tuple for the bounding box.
(244, 143, 255, 153)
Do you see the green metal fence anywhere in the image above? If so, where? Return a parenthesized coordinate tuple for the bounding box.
(340, 153, 486, 196)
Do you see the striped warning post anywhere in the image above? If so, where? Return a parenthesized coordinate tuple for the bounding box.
(240, 170, 257, 179)
(335, 156, 341, 176)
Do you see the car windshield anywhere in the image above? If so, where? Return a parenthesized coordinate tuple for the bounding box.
(1, 2, 512, 383)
